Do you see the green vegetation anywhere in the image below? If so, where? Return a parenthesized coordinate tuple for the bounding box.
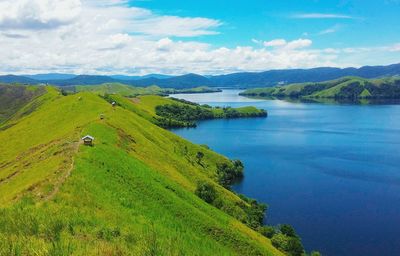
(240, 76, 400, 100)
(0, 86, 284, 255)
(216, 160, 244, 188)
(0, 84, 46, 124)
(195, 182, 217, 203)
(70, 83, 221, 97)
(154, 97, 267, 128)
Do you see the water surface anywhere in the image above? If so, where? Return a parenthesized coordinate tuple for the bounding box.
(171, 90, 400, 256)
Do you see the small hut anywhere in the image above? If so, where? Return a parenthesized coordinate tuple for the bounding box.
(81, 135, 94, 146)
(111, 101, 116, 107)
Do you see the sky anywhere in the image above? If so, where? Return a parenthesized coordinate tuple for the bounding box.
(0, 0, 399, 75)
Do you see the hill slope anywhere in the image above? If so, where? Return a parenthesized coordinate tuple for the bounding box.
(0, 86, 283, 255)
(240, 77, 400, 99)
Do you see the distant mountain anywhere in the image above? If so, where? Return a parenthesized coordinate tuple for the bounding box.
(47, 75, 119, 86)
(110, 74, 173, 80)
(210, 63, 400, 87)
(133, 73, 211, 89)
(0, 75, 37, 84)
(24, 73, 77, 80)
(1, 63, 400, 88)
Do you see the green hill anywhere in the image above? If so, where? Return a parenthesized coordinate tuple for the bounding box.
(240, 76, 400, 100)
(0, 85, 288, 255)
(0, 84, 46, 124)
(69, 83, 220, 97)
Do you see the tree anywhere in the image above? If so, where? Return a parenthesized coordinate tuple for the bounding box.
(280, 224, 297, 238)
(195, 182, 216, 204)
(287, 237, 305, 256)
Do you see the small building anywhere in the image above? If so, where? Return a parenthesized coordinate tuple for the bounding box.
(111, 101, 116, 107)
(81, 135, 94, 146)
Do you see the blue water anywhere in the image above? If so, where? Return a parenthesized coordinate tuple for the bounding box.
(171, 90, 400, 256)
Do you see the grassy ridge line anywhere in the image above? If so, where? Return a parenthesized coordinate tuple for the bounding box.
(71, 83, 220, 96)
(240, 76, 400, 99)
(0, 88, 282, 255)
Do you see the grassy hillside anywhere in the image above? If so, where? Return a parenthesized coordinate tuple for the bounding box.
(69, 83, 220, 97)
(240, 76, 400, 99)
(0, 84, 46, 124)
(0, 86, 285, 255)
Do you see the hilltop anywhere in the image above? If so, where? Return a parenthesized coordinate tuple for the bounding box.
(240, 77, 400, 100)
(70, 83, 221, 96)
(0, 85, 298, 255)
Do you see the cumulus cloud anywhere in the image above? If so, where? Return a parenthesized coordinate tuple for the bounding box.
(0, 0, 398, 75)
(0, 0, 82, 30)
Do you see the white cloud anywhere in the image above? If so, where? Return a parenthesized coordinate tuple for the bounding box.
(318, 24, 341, 35)
(0, 0, 398, 75)
(264, 39, 287, 47)
(263, 38, 312, 50)
(0, 0, 82, 30)
(292, 13, 354, 19)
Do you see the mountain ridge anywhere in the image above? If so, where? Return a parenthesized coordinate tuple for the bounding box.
(1, 63, 400, 88)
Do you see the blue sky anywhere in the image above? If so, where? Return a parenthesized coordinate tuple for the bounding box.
(0, 0, 399, 75)
(132, 0, 400, 48)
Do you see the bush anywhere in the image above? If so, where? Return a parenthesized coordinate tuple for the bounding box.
(280, 224, 297, 238)
(216, 160, 244, 188)
(271, 233, 289, 251)
(287, 237, 305, 256)
(271, 229, 305, 256)
(259, 225, 275, 238)
(195, 182, 217, 204)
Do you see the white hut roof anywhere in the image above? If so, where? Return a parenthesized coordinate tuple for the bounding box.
(81, 135, 94, 140)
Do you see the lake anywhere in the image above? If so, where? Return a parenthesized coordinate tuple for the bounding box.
(171, 90, 400, 256)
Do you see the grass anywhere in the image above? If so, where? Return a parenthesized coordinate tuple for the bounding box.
(0, 86, 282, 255)
(71, 83, 220, 97)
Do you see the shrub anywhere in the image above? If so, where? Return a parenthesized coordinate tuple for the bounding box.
(287, 237, 305, 256)
(195, 182, 217, 204)
(271, 230, 305, 256)
(259, 225, 276, 238)
(196, 151, 204, 164)
(271, 233, 289, 251)
(216, 160, 244, 188)
(280, 224, 297, 238)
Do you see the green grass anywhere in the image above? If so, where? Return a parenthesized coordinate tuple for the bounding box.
(72, 83, 220, 97)
(0, 87, 282, 255)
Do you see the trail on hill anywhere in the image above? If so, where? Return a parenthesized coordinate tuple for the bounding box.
(42, 140, 81, 202)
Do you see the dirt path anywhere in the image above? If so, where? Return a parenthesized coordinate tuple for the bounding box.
(42, 140, 81, 202)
